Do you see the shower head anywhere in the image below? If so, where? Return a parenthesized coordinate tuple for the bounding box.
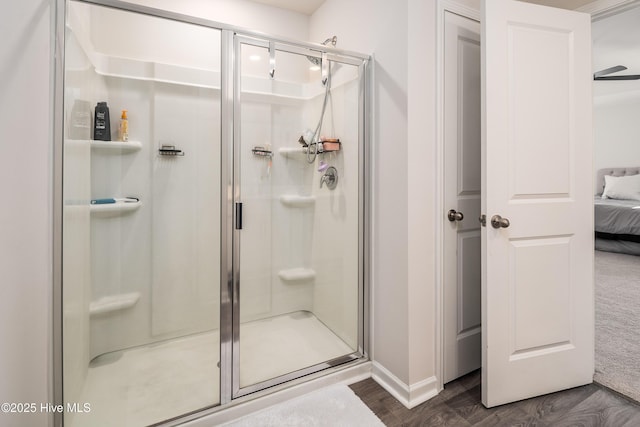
(322, 36, 337, 47)
(307, 56, 322, 66)
(307, 36, 338, 66)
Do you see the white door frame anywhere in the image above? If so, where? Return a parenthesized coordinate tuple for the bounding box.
(434, 0, 640, 394)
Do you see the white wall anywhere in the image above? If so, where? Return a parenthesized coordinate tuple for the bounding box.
(125, 0, 309, 42)
(590, 2, 640, 186)
(406, 0, 438, 391)
(594, 91, 640, 179)
(0, 1, 52, 426)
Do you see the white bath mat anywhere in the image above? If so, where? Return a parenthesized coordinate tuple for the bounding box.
(221, 384, 384, 427)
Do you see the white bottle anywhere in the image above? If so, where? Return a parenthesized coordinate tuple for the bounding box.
(69, 100, 91, 140)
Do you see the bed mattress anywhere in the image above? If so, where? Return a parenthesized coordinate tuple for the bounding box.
(595, 238, 640, 256)
(594, 197, 640, 235)
(595, 197, 640, 255)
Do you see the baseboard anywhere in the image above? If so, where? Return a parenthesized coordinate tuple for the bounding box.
(371, 362, 439, 409)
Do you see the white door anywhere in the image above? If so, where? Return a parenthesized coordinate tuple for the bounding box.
(482, 0, 593, 407)
(443, 11, 482, 384)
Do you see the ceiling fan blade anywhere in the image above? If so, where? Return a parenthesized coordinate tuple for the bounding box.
(594, 74, 640, 81)
(594, 65, 628, 78)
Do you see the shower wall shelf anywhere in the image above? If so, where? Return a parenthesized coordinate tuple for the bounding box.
(278, 268, 316, 282)
(90, 292, 141, 316)
(279, 195, 316, 208)
(158, 145, 184, 156)
(278, 147, 309, 159)
(90, 200, 142, 215)
(91, 140, 142, 153)
(252, 147, 273, 158)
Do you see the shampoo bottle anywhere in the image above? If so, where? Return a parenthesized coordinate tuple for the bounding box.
(119, 110, 129, 142)
(94, 102, 111, 141)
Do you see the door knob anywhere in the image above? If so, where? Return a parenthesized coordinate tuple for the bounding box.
(448, 209, 464, 222)
(491, 215, 510, 229)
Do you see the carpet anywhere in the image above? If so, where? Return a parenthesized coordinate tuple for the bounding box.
(595, 250, 640, 403)
(221, 384, 385, 427)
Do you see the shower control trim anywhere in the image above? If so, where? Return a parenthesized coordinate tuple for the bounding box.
(320, 166, 338, 190)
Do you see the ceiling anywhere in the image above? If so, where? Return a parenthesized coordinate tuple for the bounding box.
(250, 0, 598, 15)
(524, 0, 596, 8)
(249, 0, 325, 15)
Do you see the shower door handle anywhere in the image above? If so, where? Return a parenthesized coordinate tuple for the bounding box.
(235, 202, 243, 230)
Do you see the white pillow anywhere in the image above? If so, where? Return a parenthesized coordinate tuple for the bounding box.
(602, 174, 640, 201)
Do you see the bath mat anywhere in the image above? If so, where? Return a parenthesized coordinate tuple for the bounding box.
(221, 384, 384, 426)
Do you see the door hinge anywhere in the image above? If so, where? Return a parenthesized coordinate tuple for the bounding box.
(235, 202, 243, 230)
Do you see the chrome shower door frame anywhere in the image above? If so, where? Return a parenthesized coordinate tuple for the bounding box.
(54, 1, 371, 424)
(230, 34, 370, 400)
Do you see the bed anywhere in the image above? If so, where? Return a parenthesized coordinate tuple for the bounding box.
(595, 167, 640, 256)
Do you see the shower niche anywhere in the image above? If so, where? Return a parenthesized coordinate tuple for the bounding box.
(61, 1, 369, 426)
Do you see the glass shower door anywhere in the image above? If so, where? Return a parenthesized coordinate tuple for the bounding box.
(234, 38, 363, 395)
(62, 3, 222, 425)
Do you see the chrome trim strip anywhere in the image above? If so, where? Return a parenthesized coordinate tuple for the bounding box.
(235, 35, 270, 49)
(220, 29, 234, 406)
(357, 61, 366, 356)
(365, 58, 373, 358)
(232, 34, 243, 398)
(358, 61, 370, 355)
(234, 354, 363, 399)
(235, 34, 363, 66)
(53, 1, 66, 426)
(71, 0, 370, 61)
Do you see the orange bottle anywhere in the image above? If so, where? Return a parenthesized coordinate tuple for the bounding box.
(119, 110, 129, 142)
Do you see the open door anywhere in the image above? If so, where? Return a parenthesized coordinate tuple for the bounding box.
(481, 0, 593, 407)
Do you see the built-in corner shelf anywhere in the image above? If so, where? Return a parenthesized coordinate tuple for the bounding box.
(91, 140, 142, 153)
(278, 147, 308, 159)
(280, 195, 316, 208)
(90, 292, 141, 316)
(278, 268, 316, 282)
(90, 200, 142, 215)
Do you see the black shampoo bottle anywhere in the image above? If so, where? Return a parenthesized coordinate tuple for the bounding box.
(94, 102, 111, 141)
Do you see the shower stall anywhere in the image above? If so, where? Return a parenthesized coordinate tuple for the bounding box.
(57, 0, 369, 425)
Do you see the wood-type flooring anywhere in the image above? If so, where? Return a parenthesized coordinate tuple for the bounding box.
(350, 370, 640, 426)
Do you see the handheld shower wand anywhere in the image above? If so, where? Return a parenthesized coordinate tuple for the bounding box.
(305, 36, 337, 164)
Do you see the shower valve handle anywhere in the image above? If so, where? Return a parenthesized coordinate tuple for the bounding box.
(320, 167, 338, 190)
(320, 175, 333, 188)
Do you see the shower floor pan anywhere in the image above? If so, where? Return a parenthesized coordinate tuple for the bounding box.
(71, 311, 354, 427)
